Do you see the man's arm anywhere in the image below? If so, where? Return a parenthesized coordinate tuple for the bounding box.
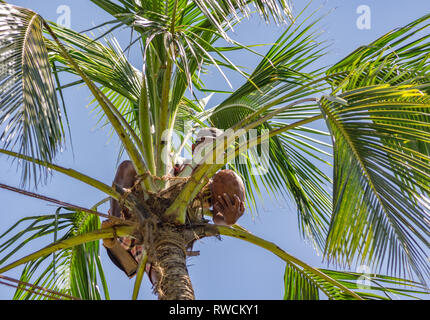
(110, 160, 137, 219)
(102, 160, 139, 277)
(101, 220, 138, 278)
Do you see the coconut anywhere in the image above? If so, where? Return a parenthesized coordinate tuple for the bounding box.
(210, 169, 245, 225)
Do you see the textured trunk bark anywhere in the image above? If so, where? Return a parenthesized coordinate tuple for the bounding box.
(152, 231, 195, 300)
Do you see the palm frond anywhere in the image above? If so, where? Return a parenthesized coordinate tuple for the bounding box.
(43, 21, 150, 182)
(284, 263, 319, 300)
(0, 4, 65, 186)
(90, 0, 292, 39)
(284, 264, 430, 300)
(219, 7, 329, 107)
(45, 22, 142, 107)
(0, 204, 110, 300)
(326, 12, 430, 161)
(327, 13, 430, 91)
(321, 13, 430, 285)
(0, 182, 115, 222)
(0, 148, 121, 200)
(0, 274, 79, 300)
(320, 85, 430, 284)
(191, 0, 293, 40)
(320, 269, 430, 300)
(90, 0, 132, 18)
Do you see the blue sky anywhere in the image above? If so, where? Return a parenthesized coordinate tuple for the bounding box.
(0, 0, 429, 300)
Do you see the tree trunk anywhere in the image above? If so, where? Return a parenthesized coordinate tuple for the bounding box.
(152, 229, 195, 300)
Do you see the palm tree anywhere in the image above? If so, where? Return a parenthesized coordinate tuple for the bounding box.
(0, 0, 429, 300)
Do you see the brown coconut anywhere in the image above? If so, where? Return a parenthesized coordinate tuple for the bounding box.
(210, 169, 245, 225)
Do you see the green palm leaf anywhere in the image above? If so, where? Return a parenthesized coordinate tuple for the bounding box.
(284, 263, 319, 300)
(319, 269, 429, 300)
(327, 13, 430, 91)
(90, 0, 292, 40)
(0, 197, 110, 300)
(320, 85, 430, 284)
(0, 206, 109, 300)
(0, 4, 65, 186)
(322, 14, 430, 285)
(326, 13, 430, 208)
(191, 0, 292, 40)
(284, 263, 430, 300)
(284, 265, 429, 300)
(45, 23, 142, 105)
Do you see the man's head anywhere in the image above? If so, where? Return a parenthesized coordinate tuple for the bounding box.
(192, 127, 223, 154)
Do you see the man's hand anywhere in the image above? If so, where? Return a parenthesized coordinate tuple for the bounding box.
(213, 193, 245, 226)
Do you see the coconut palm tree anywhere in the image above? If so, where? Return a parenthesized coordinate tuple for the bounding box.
(0, 0, 429, 300)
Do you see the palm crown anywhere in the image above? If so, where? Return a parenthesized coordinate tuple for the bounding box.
(0, 0, 429, 300)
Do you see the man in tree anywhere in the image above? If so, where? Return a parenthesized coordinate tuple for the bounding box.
(102, 128, 246, 281)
